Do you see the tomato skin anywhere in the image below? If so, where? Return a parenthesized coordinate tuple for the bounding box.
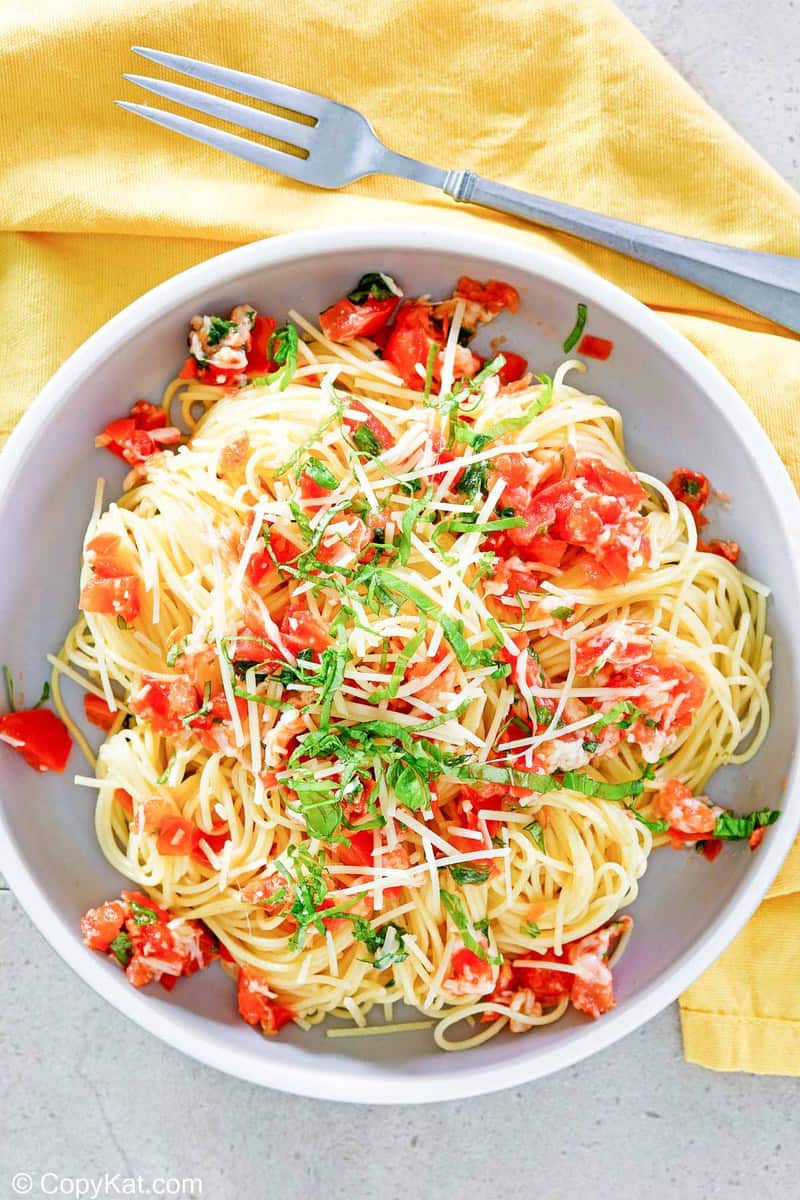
(157, 815, 195, 856)
(320, 296, 398, 343)
(498, 351, 528, 385)
(577, 334, 614, 360)
(83, 693, 118, 731)
(0, 708, 72, 773)
(238, 966, 293, 1033)
(343, 399, 395, 450)
(246, 315, 278, 375)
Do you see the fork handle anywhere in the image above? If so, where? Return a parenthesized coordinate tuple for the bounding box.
(442, 170, 800, 334)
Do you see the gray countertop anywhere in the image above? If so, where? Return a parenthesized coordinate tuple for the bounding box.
(2, 3, 799, 1197)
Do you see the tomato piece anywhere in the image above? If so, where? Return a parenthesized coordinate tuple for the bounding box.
(240, 874, 288, 909)
(337, 830, 374, 869)
(299, 469, 333, 501)
(454, 277, 520, 315)
(653, 779, 720, 836)
(84, 533, 139, 580)
(498, 351, 528, 385)
(238, 966, 294, 1033)
(702, 837, 724, 861)
(80, 900, 127, 951)
(79, 574, 141, 624)
(577, 334, 614, 360)
(575, 622, 652, 675)
(245, 315, 278, 375)
(279, 605, 332, 655)
(178, 356, 199, 379)
(83, 692, 118, 731)
(130, 678, 201, 735)
(514, 951, 573, 1003)
(96, 401, 181, 466)
(343, 399, 395, 450)
(444, 946, 495, 996)
(190, 824, 231, 865)
(699, 538, 740, 563)
(114, 788, 134, 816)
(320, 296, 398, 343)
(383, 302, 438, 390)
(668, 468, 710, 521)
(157, 815, 195, 856)
(0, 708, 72, 773)
(120, 890, 171, 923)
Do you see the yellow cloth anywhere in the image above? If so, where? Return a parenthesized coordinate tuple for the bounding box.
(2, 0, 800, 1072)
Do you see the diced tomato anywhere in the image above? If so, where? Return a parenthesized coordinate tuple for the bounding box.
(157, 815, 195, 856)
(749, 827, 766, 851)
(567, 918, 630, 1019)
(343, 399, 395, 451)
(79, 574, 142, 624)
(604, 659, 706, 734)
(240, 874, 288, 909)
(83, 692, 118, 731)
(237, 966, 294, 1033)
(454, 276, 520, 315)
(190, 823, 232, 865)
(84, 534, 139, 580)
(126, 958, 155, 987)
(80, 900, 127, 951)
(245, 315, 278, 375)
(179, 356, 199, 379)
(130, 677, 201, 735)
(120, 890, 171, 923)
(702, 837, 723, 861)
(498, 351, 528, 385)
(577, 334, 614, 360)
(96, 401, 181, 466)
(0, 707, 72, 773)
(383, 302, 438, 391)
(514, 951, 574, 1004)
(444, 946, 495, 996)
(247, 528, 302, 584)
(337, 830, 374, 869)
(699, 538, 740, 563)
(653, 778, 721, 836)
(279, 605, 332, 655)
(320, 295, 398, 343)
(114, 788, 134, 816)
(575, 622, 653, 675)
(668, 468, 710, 525)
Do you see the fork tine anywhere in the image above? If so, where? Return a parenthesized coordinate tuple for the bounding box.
(123, 74, 315, 151)
(131, 46, 326, 121)
(115, 102, 317, 185)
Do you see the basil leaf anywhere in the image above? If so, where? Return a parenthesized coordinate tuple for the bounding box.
(352, 423, 383, 458)
(266, 323, 299, 391)
(454, 460, 488, 499)
(440, 890, 501, 965)
(550, 606, 574, 620)
(346, 272, 402, 304)
(525, 820, 545, 851)
(449, 864, 491, 885)
(2, 665, 15, 711)
(562, 303, 588, 353)
(109, 932, 133, 967)
(522, 921, 541, 938)
(714, 808, 780, 841)
(206, 316, 236, 347)
(301, 456, 339, 491)
(592, 700, 645, 732)
(129, 900, 159, 926)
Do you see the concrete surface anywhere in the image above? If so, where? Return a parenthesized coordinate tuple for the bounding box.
(2, 2, 799, 1198)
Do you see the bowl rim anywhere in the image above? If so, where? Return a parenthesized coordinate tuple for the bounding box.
(2, 222, 800, 1104)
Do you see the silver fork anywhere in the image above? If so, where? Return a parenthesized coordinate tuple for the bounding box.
(120, 47, 800, 334)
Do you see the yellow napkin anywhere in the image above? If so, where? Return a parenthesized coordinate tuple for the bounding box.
(2, 0, 800, 1073)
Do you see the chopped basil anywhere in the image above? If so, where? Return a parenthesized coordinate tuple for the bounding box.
(449, 864, 491, 885)
(32, 681, 50, 709)
(352, 423, 383, 458)
(181, 680, 212, 726)
(562, 302, 587, 353)
(166, 638, 187, 668)
(713, 808, 780, 841)
(129, 899, 159, 926)
(2, 665, 15, 711)
(109, 932, 133, 967)
(454, 460, 488, 499)
(116, 616, 134, 631)
(551, 606, 574, 621)
(301, 456, 339, 491)
(683, 478, 701, 497)
(266, 323, 299, 391)
(156, 754, 176, 785)
(525, 820, 545, 851)
(522, 921, 541, 938)
(351, 917, 408, 970)
(206, 316, 236, 347)
(440, 890, 501, 964)
(346, 272, 402, 304)
(592, 700, 645, 732)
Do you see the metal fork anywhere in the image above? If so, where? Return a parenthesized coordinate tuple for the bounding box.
(120, 47, 800, 334)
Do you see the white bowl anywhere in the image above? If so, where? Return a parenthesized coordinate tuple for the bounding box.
(1, 225, 799, 1104)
